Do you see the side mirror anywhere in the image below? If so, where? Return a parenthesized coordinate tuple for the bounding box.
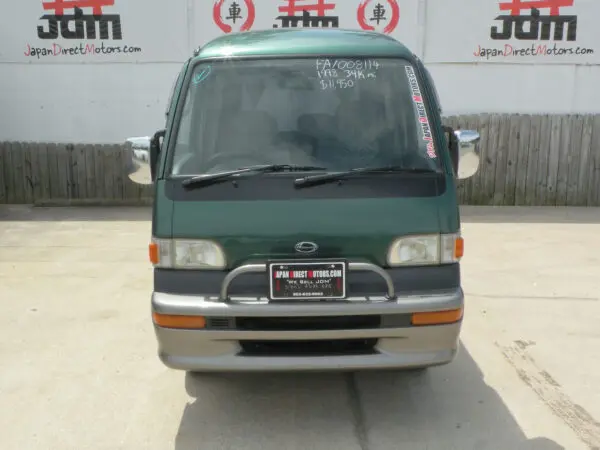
(124, 136, 152, 185)
(443, 126, 481, 180)
(124, 129, 165, 185)
(453, 129, 480, 180)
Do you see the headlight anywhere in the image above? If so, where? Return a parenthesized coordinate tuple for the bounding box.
(149, 238, 226, 269)
(387, 233, 463, 266)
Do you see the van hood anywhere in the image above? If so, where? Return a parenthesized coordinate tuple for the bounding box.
(171, 196, 453, 268)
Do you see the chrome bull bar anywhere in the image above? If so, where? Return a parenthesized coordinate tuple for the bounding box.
(220, 262, 396, 303)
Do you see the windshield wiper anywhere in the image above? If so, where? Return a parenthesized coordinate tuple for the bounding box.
(182, 164, 327, 188)
(294, 165, 440, 188)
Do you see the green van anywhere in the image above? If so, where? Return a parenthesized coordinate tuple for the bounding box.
(125, 28, 480, 373)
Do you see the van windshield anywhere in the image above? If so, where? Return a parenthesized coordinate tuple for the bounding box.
(169, 58, 442, 176)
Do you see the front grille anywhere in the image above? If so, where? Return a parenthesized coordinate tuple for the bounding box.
(236, 315, 380, 331)
(238, 338, 379, 357)
(205, 314, 410, 330)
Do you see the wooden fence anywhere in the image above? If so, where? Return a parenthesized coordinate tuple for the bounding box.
(0, 143, 153, 206)
(446, 113, 600, 207)
(1, 113, 599, 206)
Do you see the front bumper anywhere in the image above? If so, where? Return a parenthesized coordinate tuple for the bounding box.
(151, 284, 464, 372)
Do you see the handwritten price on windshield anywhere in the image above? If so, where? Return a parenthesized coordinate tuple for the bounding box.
(320, 79, 355, 90)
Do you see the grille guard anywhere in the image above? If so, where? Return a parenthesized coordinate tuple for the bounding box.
(220, 262, 397, 303)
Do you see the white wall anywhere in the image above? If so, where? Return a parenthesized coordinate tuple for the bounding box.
(428, 64, 600, 116)
(0, 63, 181, 144)
(1, 0, 599, 143)
(423, 0, 600, 116)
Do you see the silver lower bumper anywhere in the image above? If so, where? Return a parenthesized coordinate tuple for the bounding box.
(151, 287, 464, 372)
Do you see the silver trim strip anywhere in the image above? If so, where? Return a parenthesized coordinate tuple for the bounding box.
(219, 261, 396, 302)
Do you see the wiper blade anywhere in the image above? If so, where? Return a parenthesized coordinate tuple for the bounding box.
(182, 164, 327, 188)
(294, 165, 439, 188)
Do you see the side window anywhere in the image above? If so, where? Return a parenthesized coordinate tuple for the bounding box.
(423, 67, 442, 114)
(165, 72, 181, 119)
(174, 90, 193, 147)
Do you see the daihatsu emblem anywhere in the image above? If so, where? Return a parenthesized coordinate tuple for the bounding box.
(294, 241, 318, 254)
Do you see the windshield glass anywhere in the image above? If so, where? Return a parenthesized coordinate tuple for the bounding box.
(169, 58, 441, 176)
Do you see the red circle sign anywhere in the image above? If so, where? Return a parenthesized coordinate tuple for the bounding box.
(213, 0, 256, 33)
(357, 0, 400, 34)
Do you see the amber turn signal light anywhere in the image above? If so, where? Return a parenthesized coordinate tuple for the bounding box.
(152, 312, 206, 329)
(411, 308, 463, 326)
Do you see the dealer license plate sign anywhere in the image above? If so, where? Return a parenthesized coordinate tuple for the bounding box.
(268, 261, 347, 300)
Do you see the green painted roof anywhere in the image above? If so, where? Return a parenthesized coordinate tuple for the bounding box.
(194, 29, 416, 61)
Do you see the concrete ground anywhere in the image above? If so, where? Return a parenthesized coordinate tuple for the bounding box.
(1, 205, 599, 450)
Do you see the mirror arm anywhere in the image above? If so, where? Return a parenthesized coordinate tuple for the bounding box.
(442, 125, 459, 176)
(150, 129, 166, 181)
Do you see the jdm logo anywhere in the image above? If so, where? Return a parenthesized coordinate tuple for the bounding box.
(273, 0, 339, 29)
(37, 0, 123, 40)
(357, 0, 400, 35)
(490, 0, 578, 41)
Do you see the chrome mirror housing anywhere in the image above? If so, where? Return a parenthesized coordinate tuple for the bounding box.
(453, 129, 481, 180)
(124, 136, 153, 185)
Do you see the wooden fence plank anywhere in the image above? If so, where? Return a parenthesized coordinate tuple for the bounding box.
(492, 115, 510, 205)
(109, 144, 123, 200)
(480, 114, 500, 205)
(503, 115, 521, 206)
(566, 115, 583, 206)
(30, 143, 42, 202)
(523, 115, 540, 206)
(7, 142, 19, 203)
(514, 115, 531, 205)
(578, 116, 594, 206)
(5, 143, 16, 203)
(16, 142, 31, 203)
(98, 145, 114, 200)
(54, 144, 72, 199)
(46, 144, 61, 200)
(592, 151, 600, 207)
(589, 116, 600, 206)
(141, 183, 153, 200)
(111, 144, 125, 201)
(555, 115, 572, 206)
(72, 144, 87, 200)
(93, 144, 106, 200)
(22, 143, 34, 204)
(84, 145, 97, 199)
(545, 115, 562, 205)
(535, 115, 551, 205)
(9, 142, 24, 203)
(65, 144, 77, 199)
(37, 143, 51, 202)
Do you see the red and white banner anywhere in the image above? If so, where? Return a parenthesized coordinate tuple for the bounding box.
(3, 0, 599, 64)
(1, 0, 421, 63)
(196, 0, 420, 56)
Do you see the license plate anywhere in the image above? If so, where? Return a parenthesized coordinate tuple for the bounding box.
(268, 260, 347, 300)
